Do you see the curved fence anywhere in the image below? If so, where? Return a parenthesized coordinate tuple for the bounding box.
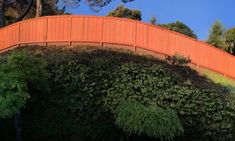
(0, 15, 234, 79)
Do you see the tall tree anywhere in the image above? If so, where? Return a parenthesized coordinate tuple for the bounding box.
(107, 5, 141, 21)
(224, 27, 235, 54)
(207, 20, 225, 49)
(159, 21, 197, 39)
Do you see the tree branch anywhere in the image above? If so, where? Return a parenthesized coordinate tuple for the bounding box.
(16, 0, 33, 22)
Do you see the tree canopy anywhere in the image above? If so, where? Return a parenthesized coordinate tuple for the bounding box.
(107, 5, 141, 21)
(62, 0, 134, 11)
(224, 27, 235, 54)
(3, 0, 64, 26)
(0, 0, 34, 27)
(159, 21, 197, 39)
(207, 20, 225, 49)
(0, 0, 135, 27)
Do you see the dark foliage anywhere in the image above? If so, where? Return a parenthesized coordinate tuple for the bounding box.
(62, 0, 135, 11)
(107, 5, 142, 21)
(159, 21, 197, 39)
(0, 46, 234, 141)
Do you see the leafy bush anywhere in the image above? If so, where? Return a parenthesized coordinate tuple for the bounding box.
(159, 21, 197, 39)
(21, 49, 119, 141)
(105, 62, 235, 141)
(1, 46, 234, 141)
(115, 99, 184, 140)
(166, 53, 191, 66)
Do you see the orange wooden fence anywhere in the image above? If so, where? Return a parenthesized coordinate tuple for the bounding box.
(0, 15, 234, 79)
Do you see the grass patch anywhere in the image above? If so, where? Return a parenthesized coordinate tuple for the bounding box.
(200, 68, 235, 93)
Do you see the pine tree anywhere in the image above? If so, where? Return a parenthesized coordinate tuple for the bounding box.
(224, 27, 235, 54)
(207, 20, 226, 49)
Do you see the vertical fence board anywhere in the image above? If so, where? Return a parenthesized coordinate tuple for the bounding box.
(0, 29, 2, 50)
(0, 28, 6, 49)
(136, 22, 148, 48)
(148, 27, 168, 54)
(71, 16, 103, 42)
(47, 17, 71, 42)
(198, 42, 225, 74)
(19, 19, 46, 43)
(103, 18, 135, 45)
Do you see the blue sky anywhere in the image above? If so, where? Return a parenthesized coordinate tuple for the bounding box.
(62, 0, 235, 40)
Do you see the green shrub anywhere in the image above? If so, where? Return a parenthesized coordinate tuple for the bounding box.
(115, 99, 184, 140)
(1, 46, 233, 141)
(105, 62, 235, 141)
(166, 53, 191, 66)
(21, 50, 119, 141)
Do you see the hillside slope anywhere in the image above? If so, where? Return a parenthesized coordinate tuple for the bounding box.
(0, 45, 234, 141)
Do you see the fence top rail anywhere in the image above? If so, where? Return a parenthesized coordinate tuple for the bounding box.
(1, 15, 198, 42)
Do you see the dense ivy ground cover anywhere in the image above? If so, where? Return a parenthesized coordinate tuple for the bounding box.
(0, 46, 235, 141)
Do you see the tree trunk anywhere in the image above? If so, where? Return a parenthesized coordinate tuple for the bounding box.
(14, 112, 22, 141)
(0, 0, 5, 28)
(36, 0, 42, 17)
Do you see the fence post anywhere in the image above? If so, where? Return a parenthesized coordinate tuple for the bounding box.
(100, 17, 104, 47)
(166, 30, 170, 58)
(133, 21, 137, 52)
(197, 41, 200, 70)
(18, 23, 21, 47)
(223, 51, 227, 77)
(44, 18, 48, 46)
(146, 25, 149, 49)
(69, 16, 72, 46)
